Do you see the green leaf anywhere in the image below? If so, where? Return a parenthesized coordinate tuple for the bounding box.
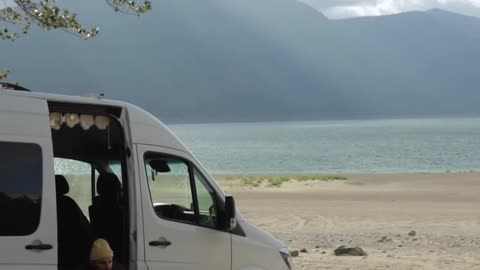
(2, 0, 152, 78)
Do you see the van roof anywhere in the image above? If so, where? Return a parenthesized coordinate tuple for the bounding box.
(0, 88, 191, 154)
(0, 87, 129, 107)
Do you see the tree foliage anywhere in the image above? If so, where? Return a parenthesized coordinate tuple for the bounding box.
(0, 0, 152, 79)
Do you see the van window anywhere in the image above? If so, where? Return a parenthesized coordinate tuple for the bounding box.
(146, 157, 195, 224)
(0, 142, 42, 236)
(54, 158, 93, 216)
(144, 155, 219, 229)
(106, 161, 123, 185)
(193, 168, 217, 227)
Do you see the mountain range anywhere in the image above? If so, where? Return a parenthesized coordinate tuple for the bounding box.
(2, 0, 480, 123)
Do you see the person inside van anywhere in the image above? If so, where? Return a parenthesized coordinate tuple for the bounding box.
(87, 239, 125, 270)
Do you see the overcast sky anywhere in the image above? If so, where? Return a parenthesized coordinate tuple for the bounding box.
(1, 1, 480, 21)
(298, 0, 480, 19)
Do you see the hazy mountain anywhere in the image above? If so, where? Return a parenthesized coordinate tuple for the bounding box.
(2, 1, 480, 123)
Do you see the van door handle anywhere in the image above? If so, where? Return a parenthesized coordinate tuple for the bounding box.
(25, 244, 53, 250)
(149, 240, 172, 247)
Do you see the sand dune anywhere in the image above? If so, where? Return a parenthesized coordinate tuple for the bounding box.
(216, 173, 480, 270)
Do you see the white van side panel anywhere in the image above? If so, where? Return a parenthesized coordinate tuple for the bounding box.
(125, 104, 228, 200)
(232, 232, 288, 270)
(126, 104, 187, 150)
(0, 95, 52, 137)
(232, 223, 289, 270)
(0, 96, 57, 269)
(119, 108, 148, 270)
(136, 145, 231, 270)
(0, 135, 57, 264)
(131, 144, 147, 270)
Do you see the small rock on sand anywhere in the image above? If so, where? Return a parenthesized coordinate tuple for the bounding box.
(378, 236, 393, 243)
(334, 245, 368, 256)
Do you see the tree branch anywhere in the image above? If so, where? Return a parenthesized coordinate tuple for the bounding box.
(1, 0, 152, 79)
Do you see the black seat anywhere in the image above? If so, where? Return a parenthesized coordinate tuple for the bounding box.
(55, 175, 92, 269)
(89, 173, 124, 261)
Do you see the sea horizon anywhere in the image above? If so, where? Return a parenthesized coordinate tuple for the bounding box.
(170, 117, 480, 175)
(165, 114, 480, 126)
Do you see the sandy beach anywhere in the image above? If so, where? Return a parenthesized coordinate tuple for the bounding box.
(215, 173, 480, 270)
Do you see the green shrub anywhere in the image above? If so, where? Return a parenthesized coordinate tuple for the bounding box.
(297, 175, 348, 181)
(242, 177, 261, 187)
(268, 177, 289, 187)
(240, 175, 348, 188)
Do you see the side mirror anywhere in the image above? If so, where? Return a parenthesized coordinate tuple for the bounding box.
(224, 195, 236, 231)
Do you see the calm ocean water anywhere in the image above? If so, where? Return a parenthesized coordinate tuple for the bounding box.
(169, 118, 480, 175)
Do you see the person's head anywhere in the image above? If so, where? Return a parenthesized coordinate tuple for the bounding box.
(90, 239, 114, 270)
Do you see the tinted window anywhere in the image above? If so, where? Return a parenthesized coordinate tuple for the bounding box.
(144, 154, 219, 229)
(145, 157, 195, 224)
(0, 142, 42, 236)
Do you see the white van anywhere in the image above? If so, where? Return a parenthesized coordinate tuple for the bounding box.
(0, 83, 292, 270)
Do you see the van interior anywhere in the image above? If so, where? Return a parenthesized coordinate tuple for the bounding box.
(48, 102, 129, 270)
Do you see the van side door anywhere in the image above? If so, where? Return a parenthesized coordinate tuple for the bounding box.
(0, 95, 57, 269)
(136, 144, 231, 270)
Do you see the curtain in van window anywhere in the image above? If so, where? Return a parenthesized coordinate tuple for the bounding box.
(0, 142, 42, 236)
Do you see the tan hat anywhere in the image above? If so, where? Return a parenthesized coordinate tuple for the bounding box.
(90, 238, 114, 261)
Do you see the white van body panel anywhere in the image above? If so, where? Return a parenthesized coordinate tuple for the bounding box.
(3, 91, 205, 162)
(232, 222, 290, 270)
(126, 104, 231, 203)
(0, 95, 53, 137)
(129, 139, 148, 270)
(0, 90, 291, 270)
(136, 144, 231, 270)
(126, 104, 189, 151)
(0, 94, 57, 269)
(119, 110, 148, 270)
(5, 90, 189, 153)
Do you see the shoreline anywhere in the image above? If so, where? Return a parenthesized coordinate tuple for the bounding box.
(213, 171, 480, 179)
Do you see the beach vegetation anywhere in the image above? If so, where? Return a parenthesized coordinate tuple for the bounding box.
(297, 175, 348, 181)
(240, 175, 348, 188)
(241, 177, 261, 187)
(267, 177, 289, 187)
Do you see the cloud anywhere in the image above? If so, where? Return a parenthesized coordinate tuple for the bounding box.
(439, 0, 480, 7)
(325, 0, 426, 18)
(299, 0, 480, 19)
